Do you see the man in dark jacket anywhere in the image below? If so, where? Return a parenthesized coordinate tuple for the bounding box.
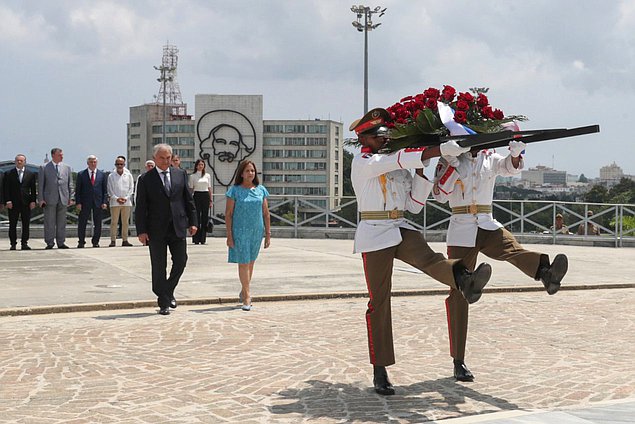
(75, 155, 108, 248)
(135, 144, 197, 315)
(3, 154, 37, 250)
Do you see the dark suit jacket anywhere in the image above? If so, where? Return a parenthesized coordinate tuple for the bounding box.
(75, 168, 108, 208)
(135, 166, 197, 239)
(3, 168, 37, 207)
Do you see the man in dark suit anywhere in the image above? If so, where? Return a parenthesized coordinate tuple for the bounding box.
(75, 155, 108, 248)
(135, 144, 197, 315)
(3, 154, 37, 250)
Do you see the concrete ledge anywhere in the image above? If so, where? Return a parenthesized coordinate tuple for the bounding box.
(1, 283, 632, 317)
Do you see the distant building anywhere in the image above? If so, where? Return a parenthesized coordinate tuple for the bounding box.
(127, 103, 195, 177)
(128, 95, 344, 221)
(521, 165, 567, 187)
(599, 162, 624, 187)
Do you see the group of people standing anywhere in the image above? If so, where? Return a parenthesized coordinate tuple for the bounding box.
(1, 145, 271, 314)
(349, 108, 570, 395)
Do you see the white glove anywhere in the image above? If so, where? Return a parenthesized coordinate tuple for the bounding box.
(442, 155, 460, 168)
(440, 140, 470, 157)
(509, 140, 526, 157)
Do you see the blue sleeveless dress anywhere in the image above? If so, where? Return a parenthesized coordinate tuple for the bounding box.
(226, 184, 269, 264)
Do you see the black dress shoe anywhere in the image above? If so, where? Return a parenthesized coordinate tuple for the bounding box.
(10, 245, 16, 251)
(92, 243, 100, 248)
(21, 244, 31, 250)
(158, 307, 170, 315)
(58, 244, 70, 249)
(538, 254, 568, 295)
(45, 245, 54, 250)
(373, 365, 395, 396)
(454, 359, 474, 382)
(77, 243, 85, 248)
(454, 263, 492, 304)
(169, 297, 177, 309)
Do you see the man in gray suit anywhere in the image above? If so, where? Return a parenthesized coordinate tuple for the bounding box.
(38, 147, 74, 249)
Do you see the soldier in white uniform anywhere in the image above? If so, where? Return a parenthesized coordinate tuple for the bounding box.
(350, 108, 494, 396)
(432, 128, 568, 382)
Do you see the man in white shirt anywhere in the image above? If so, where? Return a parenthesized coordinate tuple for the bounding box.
(350, 108, 493, 396)
(433, 127, 568, 382)
(107, 156, 135, 247)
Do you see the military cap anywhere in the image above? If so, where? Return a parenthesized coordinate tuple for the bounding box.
(349, 108, 391, 135)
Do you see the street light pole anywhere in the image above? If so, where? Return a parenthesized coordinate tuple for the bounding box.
(351, 5, 386, 114)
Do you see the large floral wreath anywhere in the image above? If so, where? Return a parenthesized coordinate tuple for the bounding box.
(349, 86, 526, 152)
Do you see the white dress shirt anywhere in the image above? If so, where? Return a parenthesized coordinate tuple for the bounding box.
(433, 149, 523, 247)
(352, 148, 433, 254)
(107, 168, 135, 207)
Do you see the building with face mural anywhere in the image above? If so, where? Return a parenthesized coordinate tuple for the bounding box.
(127, 94, 344, 221)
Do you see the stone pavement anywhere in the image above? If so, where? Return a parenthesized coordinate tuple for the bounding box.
(1, 289, 633, 423)
(0, 237, 634, 422)
(0, 237, 633, 313)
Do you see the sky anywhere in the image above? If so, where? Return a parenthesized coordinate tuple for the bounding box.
(1, 0, 634, 178)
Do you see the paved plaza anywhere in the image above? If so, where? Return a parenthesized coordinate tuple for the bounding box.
(0, 237, 634, 422)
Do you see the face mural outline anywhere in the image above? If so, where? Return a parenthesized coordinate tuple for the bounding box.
(197, 109, 257, 187)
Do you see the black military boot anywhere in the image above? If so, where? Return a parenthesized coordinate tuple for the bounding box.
(537, 254, 568, 295)
(453, 359, 474, 382)
(453, 263, 492, 304)
(373, 365, 395, 396)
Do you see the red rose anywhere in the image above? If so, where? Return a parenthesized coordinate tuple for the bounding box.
(400, 96, 413, 102)
(425, 98, 438, 110)
(423, 87, 440, 100)
(456, 100, 469, 111)
(493, 108, 504, 120)
(458, 92, 474, 103)
(442, 85, 456, 101)
(481, 105, 494, 119)
(476, 93, 488, 107)
(454, 110, 467, 123)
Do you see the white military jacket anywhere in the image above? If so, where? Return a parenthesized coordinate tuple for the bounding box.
(352, 147, 433, 253)
(432, 149, 523, 247)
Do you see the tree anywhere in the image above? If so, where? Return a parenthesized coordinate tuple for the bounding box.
(583, 184, 608, 203)
(608, 177, 635, 204)
(578, 174, 588, 183)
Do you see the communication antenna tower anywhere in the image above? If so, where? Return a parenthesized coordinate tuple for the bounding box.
(155, 43, 183, 105)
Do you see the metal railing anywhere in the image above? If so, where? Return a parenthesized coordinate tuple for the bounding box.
(2, 196, 634, 247)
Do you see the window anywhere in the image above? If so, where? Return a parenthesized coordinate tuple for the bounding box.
(180, 137, 194, 145)
(166, 137, 179, 144)
(263, 149, 283, 158)
(152, 125, 162, 134)
(307, 150, 327, 158)
(179, 124, 194, 133)
(263, 162, 283, 170)
(264, 137, 284, 146)
(306, 162, 326, 171)
(130, 146, 141, 151)
(130, 158, 141, 163)
(304, 175, 326, 183)
(307, 125, 326, 134)
(284, 162, 305, 170)
(285, 125, 305, 133)
(285, 150, 306, 158)
(307, 137, 327, 146)
(264, 124, 284, 133)
(152, 137, 162, 145)
(285, 137, 305, 146)
(285, 175, 302, 183)
(264, 175, 283, 183)
(130, 134, 140, 139)
(268, 186, 283, 195)
(130, 122, 141, 127)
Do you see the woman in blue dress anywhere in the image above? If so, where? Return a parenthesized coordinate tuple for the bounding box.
(225, 160, 271, 311)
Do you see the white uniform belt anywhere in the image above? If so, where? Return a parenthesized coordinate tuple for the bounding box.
(360, 210, 405, 220)
(451, 204, 492, 215)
